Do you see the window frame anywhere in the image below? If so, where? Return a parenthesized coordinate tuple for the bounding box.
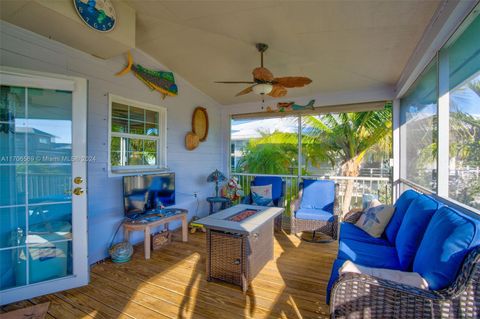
(107, 94, 167, 176)
(398, 4, 480, 214)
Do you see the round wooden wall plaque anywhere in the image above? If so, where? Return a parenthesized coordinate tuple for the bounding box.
(192, 107, 209, 142)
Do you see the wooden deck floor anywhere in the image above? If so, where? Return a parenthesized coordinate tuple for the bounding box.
(1, 230, 337, 319)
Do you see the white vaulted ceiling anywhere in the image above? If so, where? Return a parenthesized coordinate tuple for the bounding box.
(0, 0, 442, 105)
(127, 0, 441, 105)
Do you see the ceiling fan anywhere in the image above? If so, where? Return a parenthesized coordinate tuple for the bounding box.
(215, 43, 312, 98)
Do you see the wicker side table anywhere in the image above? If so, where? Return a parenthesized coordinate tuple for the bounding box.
(198, 204, 283, 292)
(206, 220, 273, 292)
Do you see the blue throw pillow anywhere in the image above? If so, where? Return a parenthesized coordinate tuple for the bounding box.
(384, 190, 420, 244)
(395, 195, 440, 270)
(413, 206, 480, 290)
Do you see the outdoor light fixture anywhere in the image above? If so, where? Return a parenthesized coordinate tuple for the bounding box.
(252, 83, 273, 95)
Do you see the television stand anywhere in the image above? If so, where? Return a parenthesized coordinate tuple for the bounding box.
(123, 208, 188, 259)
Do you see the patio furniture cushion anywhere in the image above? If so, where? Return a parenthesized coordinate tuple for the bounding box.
(295, 208, 334, 221)
(340, 260, 429, 289)
(338, 239, 402, 269)
(250, 185, 274, 206)
(300, 179, 335, 213)
(413, 206, 480, 290)
(355, 204, 395, 238)
(395, 195, 441, 270)
(326, 258, 347, 304)
(384, 189, 420, 244)
(339, 222, 391, 246)
(252, 176, 283, 206)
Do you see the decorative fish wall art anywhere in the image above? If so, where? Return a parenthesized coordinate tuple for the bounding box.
(266, 99, 315, 112)
(116, 52, 178, 99)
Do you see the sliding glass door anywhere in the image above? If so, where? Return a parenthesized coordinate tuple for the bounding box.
(0, 67, 88, 304)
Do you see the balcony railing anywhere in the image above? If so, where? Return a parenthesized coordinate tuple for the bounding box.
(232, 173, 392, 215)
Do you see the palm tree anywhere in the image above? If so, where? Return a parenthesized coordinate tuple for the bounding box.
(302, 106, 392, 213)
(236, 105, 392, 213)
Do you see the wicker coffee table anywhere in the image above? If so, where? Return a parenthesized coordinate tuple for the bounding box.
(196, 204, 284, 292)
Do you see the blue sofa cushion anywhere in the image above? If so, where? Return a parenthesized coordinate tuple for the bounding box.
(395, 195, 440, 270)
(385, 190, 420, 243)
(300, 179, 335, 213)
(338, 239, 401, 269)
(252, 176, 283, 206)
(339, 222, 391, 246)
(413, 206, 480, 290)
(295, 208, 334, 221)
(326, 258, 347, 304)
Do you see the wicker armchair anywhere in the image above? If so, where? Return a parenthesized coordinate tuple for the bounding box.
(330, 209, 480, 318)
(290, 179, 340, 240)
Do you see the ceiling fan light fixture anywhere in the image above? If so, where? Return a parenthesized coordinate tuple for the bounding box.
(252, 83, 273, 95)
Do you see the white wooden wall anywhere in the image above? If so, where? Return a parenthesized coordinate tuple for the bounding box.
(0, 21, 222, 264)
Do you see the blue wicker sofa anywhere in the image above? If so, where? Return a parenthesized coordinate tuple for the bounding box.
(327, 189, 480, 318)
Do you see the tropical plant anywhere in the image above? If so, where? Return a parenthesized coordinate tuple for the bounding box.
(236, 105, 392, 213)
(236, 130, 298, 174)
(301, 106, 392, 212)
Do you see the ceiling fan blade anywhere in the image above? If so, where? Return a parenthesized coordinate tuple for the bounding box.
(252, 67, 274, 82)
(235, 85, 255, 97)
(273, 76, 312, 88)
(215, 81, 256, 84)
(268, 85, 287, 98)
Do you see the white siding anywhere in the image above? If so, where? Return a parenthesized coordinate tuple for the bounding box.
(0, 21, 222, 263)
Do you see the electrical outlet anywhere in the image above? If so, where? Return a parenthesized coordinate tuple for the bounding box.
(193, 192, 198, 198)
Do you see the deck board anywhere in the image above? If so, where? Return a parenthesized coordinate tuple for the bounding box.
(1, 230, 337, 319)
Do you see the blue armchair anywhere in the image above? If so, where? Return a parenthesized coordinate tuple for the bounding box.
(290, 179, 339, 241)
(243, 176, 286, 231)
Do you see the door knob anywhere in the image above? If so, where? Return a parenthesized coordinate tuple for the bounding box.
(73, 187, 84, 196)
(74, 177, 83, 184)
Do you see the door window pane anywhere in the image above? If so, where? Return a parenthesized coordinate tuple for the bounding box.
(400, 60, 438, 190)
(0, 248, 27, 290)
(442, 12, 480, 209)
(0, 86, 26, 163)
(27, 165, 72, 204)
(28, 203, 72, 240)
(28, 241, 72, 284)
(27, 88, 72, 164)
(0, 207, 26, 248)
(0, 165, 26, 206)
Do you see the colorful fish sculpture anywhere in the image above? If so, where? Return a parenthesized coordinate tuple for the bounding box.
(276, 99, 315, 112)
(116, 52, 178, 98)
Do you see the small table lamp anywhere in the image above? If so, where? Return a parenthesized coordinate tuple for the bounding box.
(207, 169, 227, 197)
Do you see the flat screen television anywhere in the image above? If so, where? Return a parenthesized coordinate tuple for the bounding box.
(123, 173, 175, 217)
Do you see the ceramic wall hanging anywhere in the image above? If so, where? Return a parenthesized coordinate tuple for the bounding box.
(73, 0, 116, 32)
(266, 99, 315, 113)
(116, 52, 178, 99)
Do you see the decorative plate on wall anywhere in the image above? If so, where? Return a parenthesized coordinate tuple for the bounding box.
(73, 0, 116, 32)
(192, 107, 209, 142)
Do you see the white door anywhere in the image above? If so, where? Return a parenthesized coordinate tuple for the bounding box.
(0, 67, 88, 304)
